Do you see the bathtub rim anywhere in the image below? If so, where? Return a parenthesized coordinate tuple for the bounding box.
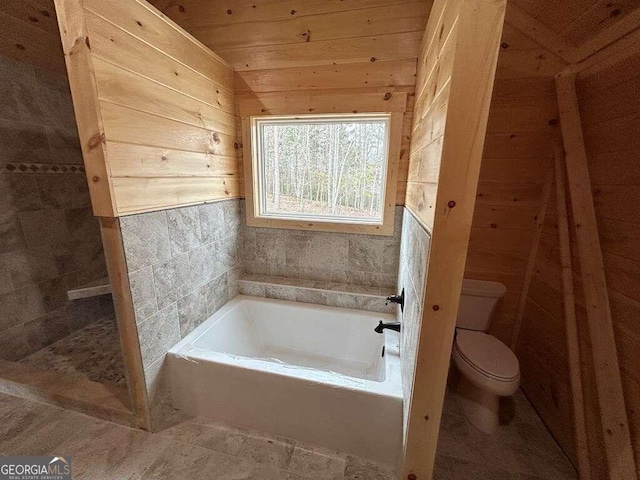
(168, 294, 403, 399)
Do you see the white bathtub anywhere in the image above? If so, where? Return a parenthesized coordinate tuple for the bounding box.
(168, 295, 403, 465)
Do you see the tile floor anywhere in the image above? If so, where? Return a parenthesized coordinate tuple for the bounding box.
(435, 390, 577, 479)
(19, 316, 126, 386)
(0, 388, 576, 480)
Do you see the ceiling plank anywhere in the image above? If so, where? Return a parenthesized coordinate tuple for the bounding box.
(504, 4, 580, 63)
(574, 27, 640, 78)
(574, 6, 640, 63)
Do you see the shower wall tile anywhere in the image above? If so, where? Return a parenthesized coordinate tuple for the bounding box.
(0, 120, 51, 164)
(122, 200, 241, 342)
(129, 266, 158, 323)
(24, 308, 70, 352)
(198, 202, 225, 243)
(0, 176, 41, 214)
(137, 304, 181, 370)
(0, 213, 26, 253)
(37, 175, 92, 210)
(65, 206, 98, 241)
(19, 210, 70, 247)
(0, 55, 108, 362)
(4, 247, 58, 287)
(0, 259, 12, 295)
(121, 211, 171, 272)
(206, 271, 231, 316)
(0, 324, 31, 361)
(177, 285, 209, 337)
(242, 205, 402, 289)
(397, 207, 431, 440)
(38, 277, 69, 313)
(153, 254, 191, 310)
(46, 126, 83, 164)
(0, 284, 45, 332)
(167, 207, 203, 256)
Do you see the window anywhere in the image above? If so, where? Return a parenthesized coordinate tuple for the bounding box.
(247, 114, 396, 233)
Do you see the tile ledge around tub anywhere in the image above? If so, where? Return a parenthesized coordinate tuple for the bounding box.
(238, 275, 395, 314)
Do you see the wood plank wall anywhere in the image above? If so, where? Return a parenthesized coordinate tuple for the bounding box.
(464, 9, 567, 344)
(402, 0, 506, 476)
(148, 0, 432, 206)
(148, 0, 573, 343)
(55, 0, 238, 216)
(517, 50, 640, 477)
(577, 54, 640, 475)
(0, 0, 65, 73)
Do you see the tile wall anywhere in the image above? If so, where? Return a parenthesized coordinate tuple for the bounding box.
(119, 200, 242, 425)
(238, 275, 394, 314)
(243, 206, 403, 289)
(0, 55, 112, 362)
(122, 199, 402, 428)
(396, 208, 431, 440)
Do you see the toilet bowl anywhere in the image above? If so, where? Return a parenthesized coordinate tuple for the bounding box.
(452, 329, 519, 433)
(451, 280, 520, 433)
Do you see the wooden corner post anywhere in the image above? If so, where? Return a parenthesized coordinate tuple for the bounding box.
(555, 68, 637, 480)
(553, 141, 591, 480)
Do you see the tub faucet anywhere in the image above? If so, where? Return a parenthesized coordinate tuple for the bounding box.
(386, 288, 405, 312)
(374, 320, 401, 334)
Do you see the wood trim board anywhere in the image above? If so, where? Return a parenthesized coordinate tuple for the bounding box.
(556, 68, 637, 480)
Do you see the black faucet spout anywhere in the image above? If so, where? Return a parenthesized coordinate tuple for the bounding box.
(374, 320, 401, 334)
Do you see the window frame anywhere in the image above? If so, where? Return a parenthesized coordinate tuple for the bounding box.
(251, 113, 391, 227)
(240, 93, 405, 236)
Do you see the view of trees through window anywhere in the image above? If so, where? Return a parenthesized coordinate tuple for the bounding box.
(257, 116, 389, 222)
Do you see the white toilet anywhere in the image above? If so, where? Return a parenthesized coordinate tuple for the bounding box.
(451, 279, 520, 434)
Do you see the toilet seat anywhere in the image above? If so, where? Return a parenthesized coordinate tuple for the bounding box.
(454, 330, 519, 382)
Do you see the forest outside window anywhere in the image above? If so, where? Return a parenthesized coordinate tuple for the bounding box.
(247, 114, 396, 234)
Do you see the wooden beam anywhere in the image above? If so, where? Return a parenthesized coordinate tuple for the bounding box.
(54, 0, 116, 217)
(100, 217, 151, 431)
(574, 27, 640, 78)
(504, 4, 579, 64)
(510, 162, 553, 351)
(574, 6, 640, 64)
(555, 69, 637, 480)
(553, 140, 591, 480)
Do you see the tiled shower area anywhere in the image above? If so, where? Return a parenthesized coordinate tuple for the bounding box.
(0, 55, 129, 418)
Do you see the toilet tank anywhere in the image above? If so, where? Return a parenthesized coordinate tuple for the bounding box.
(456, 279, 507, 331)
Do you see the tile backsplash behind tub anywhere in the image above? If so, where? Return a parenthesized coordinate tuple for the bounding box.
(242, 205, 403, 289)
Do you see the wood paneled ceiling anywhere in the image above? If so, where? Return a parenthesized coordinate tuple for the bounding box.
(510, 0, 640, 47)
(0, 0, 65, 72)
(147, 0, 431, 71)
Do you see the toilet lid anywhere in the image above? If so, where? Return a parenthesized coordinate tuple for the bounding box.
(454, 330, 519, 381)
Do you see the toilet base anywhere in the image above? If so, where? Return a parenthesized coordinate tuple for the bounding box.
(455, 375, 499, 434)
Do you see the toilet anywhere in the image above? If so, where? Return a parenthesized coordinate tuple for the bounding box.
(451, 279, 520, 434)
